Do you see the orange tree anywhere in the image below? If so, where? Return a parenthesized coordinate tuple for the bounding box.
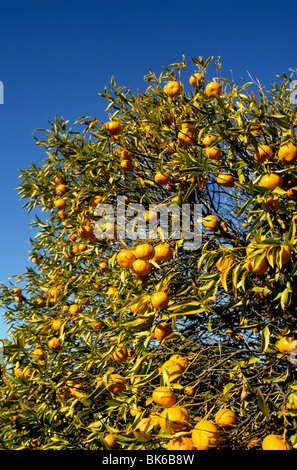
(0, 56, 297, 450)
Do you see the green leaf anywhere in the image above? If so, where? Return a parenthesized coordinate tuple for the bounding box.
(257, 387, 270, 418)
(261, 325, 270, 353)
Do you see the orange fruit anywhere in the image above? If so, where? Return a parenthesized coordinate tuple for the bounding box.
(51, 319, 63, 331)
(91, 320, 103, 330)
(117, 249, 136, 268)
(245, 257, 269, 275)
(152, 386, 176, 407)
(130, 302, 148, 316)
(215, 257, 234, 272)
(32, 348, 45, 361)
(106, 121, 122, 136)
(202, 134, 215, 147)
(206, 146, 221, 160)
(278, 142, 297, 164)
(154, 322, 173, 340)
(262, 434, 292, 450)
(104, 434, 117, 448)
(153, 244, 173, 262)
(189, 72, 204, 88)
(48, 337, 61, 351)
(120, 159, 133, 172)
(265, 195, 280, 211)
(159, 407, 190, 434)
(269, 244, 292, 266)
(53, 176, 64, 185)
(90, 195, 102, 207)
(55, 183, 68, 194)
(163, 81, 181, 98)
(98, 261, 109, 272)
(167, 437, 195, 450)
(192, 420, 221, 450)
(69, 304, 81, 315)
(134, 243, 155, 260)
(106, 374, 126, 394)
(184, 385, 195, 397)
(287, 186, 297, 199)
(253, 145, 273, 162)
(214, 409, 238, 428)
(54, 198, 67, 210)
(151, 291, 169, 310)
(154, 171, 170, 186)
(110, 348, 128, 362)
(216, 173, 235, 187)
(259, 174, 283, 190)
(132, 259, 151, 276)
(203, 215, 220, 232)
(178, 127, 195, 146)
(205, 81, 222, 98)
(276, 336, 297, 354)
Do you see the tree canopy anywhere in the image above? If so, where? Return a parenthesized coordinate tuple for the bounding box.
(0, 56, 297, 450)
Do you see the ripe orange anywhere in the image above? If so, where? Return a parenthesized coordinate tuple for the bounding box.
(259, 174, 283, 191)
(278, 142, 297, 164)
(154, 322, 173, 340)
(216, 173, 235, 187)
(69, 304, 81, 315)
(154, 171, 170, 186)
(98, 261, 109, 272)
(130, 302, 148, 316)
(152, 386, 176, 407)
(120, 159, 133, 172)
(54, 198, 67, 210)
(189, 72, 204, 88)
(215, 257, 234, 272)
(253, 144, 273, 162)
(159, 407, 190, 434)
(276, 336, 297, 354)
(203, 215, 220, 232)
(91, 320, 103, 330)
(178, 127, 195, 146)
(202, 134, 215, 147)
(163, 81, 181, 98)
(269, 244, 292, 266)
(162, 355, 189, 379)
(32, 348, 45, 361)
(214, 408, 238, 429)
(48, 337, 61, 351)
(192, 420, 221, 450)
(134, 243, 155, 261)
(53, 175, 64, 185)
(117, 249, 136, 268)
(132, 259, 151, 276)
(106, 121, 122, 136)
(55, 183, 68, 194)
(245, 257, 269, 275)
(51, 319, 63, 331)
(110, 347, 128, 362)
(151, 291, 169, 310)
(262, 434, 292, 450)
(287, 187, 297, 199)
(265, 195, 280, 211)
(153, 244, 173, 262)
(205, 81, 222, 98)
(205, 146, 221, 160)
(167, 437, 195, 450)
(184, 385, 196, 396)
(106, 374, 126, 394)
(104, 434, 117, 449)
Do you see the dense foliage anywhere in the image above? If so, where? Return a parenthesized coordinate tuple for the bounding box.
(0, 56, 297, 450)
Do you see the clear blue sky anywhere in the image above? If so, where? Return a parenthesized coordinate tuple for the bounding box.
(0, 0, 296, 339)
